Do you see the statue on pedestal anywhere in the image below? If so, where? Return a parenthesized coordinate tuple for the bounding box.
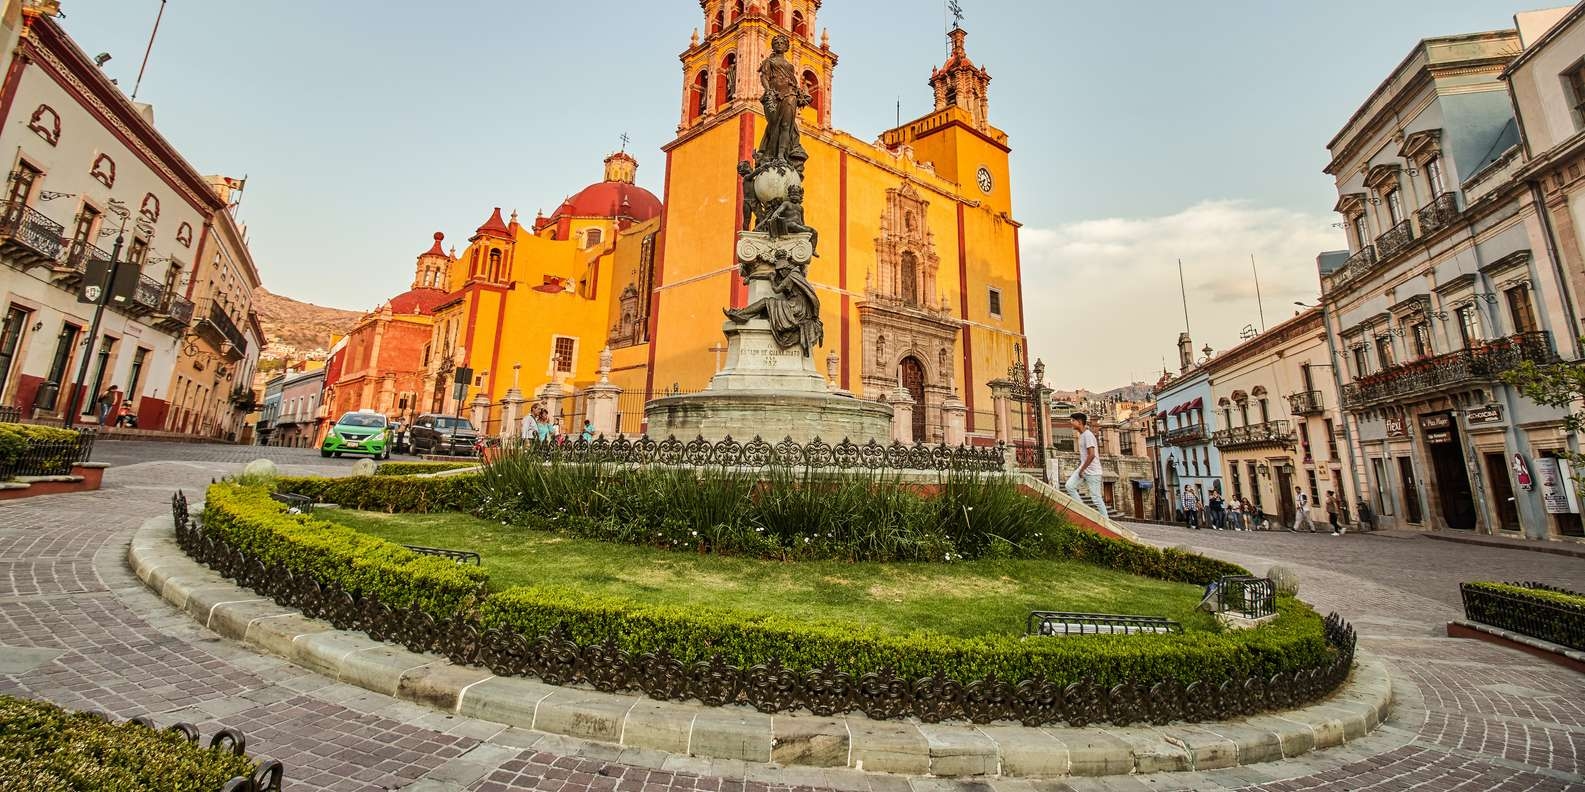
(724, 252, 823, 356)
(756, 34, 809, 172)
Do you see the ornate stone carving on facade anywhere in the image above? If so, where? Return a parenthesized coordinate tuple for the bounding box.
(27, 104, 59, 146)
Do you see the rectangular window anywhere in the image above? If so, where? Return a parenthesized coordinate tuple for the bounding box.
(1386, 189, 1405, 225)
(1298, 422, 1313, 461)
(1352, 214, 1369, 250)
(82, 335, 115, 416)
(1301, 363, 1314, 392)
(1456, 305, 1481, 348)
(126, 347, 149, 397)
(69, 205, 100, 251)
(6, 162, 41, 207)
(988, 287, 1002, 318)
(1323, 418, 1338, 458)
(1371, 457, 1392, 516)
(1352, 346, 1369, 378)
(128, 237, 149, 269)
(0, 305, 30, 401)
(1230, 466, 1242, 500)
(1566, 59, 1585, 129)
(1257, 398, 1269, 424)
(552, 336, 576, 374)
(1375, 335, 1395, 369)
(46, 322, 79, 386)
(1425, 157, 1445, 197)
(1247, 462, 1262, 510)
(1411, 322, 1431, 358)
(1307, 469, 1320, 503)
(1506, 286, 1538, 335)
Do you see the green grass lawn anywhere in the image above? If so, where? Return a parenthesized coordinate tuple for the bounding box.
(317, 509, 1217, 638)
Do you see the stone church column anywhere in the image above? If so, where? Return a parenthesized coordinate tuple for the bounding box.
(941, 390, 967, 447)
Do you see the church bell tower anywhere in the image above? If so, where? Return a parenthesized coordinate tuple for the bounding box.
(678, 0, 837, 133)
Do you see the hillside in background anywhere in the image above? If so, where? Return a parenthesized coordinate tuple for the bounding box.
(252, 287, 361, 362)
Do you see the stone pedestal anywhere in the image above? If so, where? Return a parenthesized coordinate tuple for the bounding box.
(941, 392, 967, 447)
(469, 394, 491, 431)
(535, 381, 567, 427)
(645, 230, 893, 444)
(885, 387, 915, 444)
(501, 389, 526, 439)
(584, 382, 621, 437)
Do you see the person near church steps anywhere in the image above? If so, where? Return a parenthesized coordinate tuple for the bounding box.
(1291, 486, 1316, 533)
(1064, 413, 1107, 522)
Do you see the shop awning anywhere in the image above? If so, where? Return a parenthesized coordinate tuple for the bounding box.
(1132, 479, 1154, 488)
(1189, 397, 1204, 410)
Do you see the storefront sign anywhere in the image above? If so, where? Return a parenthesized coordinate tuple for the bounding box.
(1419, 413, 1452, 431)
(1385, 415, 1408, 438)
(1466, 404, 1504, 425)
(1423, 429, 1453, 445)
(1535, 457, 1578, 514)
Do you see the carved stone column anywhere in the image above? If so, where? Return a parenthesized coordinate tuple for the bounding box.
(469, 393, 491, 432)
(884, 387, 915, 444)
(501, 388, 525, 439)
(582, 346, 622, 437)
(941, 389, 967, 447)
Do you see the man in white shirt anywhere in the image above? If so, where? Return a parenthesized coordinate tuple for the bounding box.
(1064, 413, 1107, 522)
(1291, 486, 1316, 533)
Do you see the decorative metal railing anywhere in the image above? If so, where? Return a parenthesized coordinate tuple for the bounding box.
(56, 238, 110, 279)
(0, 429, 94, 480)
(1163, 424, 1205, 446)
(172, 490, 1359, 728)
(1286, 390, 1324, 416)
(131, 273, 164, 312)
(1214, 576, 1277, 620)
(403, 544, 483, 566)
(1415, 192, 1459, 237)
(1341, 332, 1556, 411)
(1025, 611, 1182, 636)
(503, 435, 1008, 472)
(1329, 245, 1377, 289)
(205, 300, 248, 356)
(159, 294, 196, 326)
(67, 707, 284, 792)
(1461, 581, 1584, 652)
(0, 201, 65, 263)
(1375, 219, 1415, 261)
(1212, 421, 1294, 451)
(0, 405, 19, 424)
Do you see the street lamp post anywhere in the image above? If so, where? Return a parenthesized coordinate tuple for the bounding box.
(62, 222, 127, 430)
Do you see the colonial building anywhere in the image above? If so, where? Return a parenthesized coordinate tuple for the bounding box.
(1321, 28, 1581, 539)
(1150, 333, 1223, 516)
(420, 4, 1027, 445)
(0, 5, 260, 435)
(323, 233, 450, 429)
(1201, 308, 1355, 527)
(269, 366, 324, 449)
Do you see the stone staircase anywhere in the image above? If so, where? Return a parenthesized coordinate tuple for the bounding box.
(1015, 473, 1142, 544)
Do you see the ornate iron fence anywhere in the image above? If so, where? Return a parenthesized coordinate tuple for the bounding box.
(1461, 581, 1584, 652)
(501, 434, 1008, 472)
(70, 705, 283, 791)
(1416, 192, 1459, 237)
(1163, 424, 1206, 446)
(1214, 576, 1276, 620)
(1286, 390, 1324, 416)
(0, 405, 19, 424)
(172, 491, 1358, 728)
(0, 429, 94, 479)
(1025, 611, 1181, 636)
(1212, 421, 1295, 451)
(1375, 219, 1415, 261)
(1342, 332, 1556, 411)
(0, 200, 66, 263)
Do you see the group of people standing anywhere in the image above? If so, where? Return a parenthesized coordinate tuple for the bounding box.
(1178, 485, 1346, 536)
(518, 406, 596, 444)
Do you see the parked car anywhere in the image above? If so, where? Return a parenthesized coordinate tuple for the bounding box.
(320, 410, 392, 459)
(407, 414, 480, 457)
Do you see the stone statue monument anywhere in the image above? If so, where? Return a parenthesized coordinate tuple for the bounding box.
(644, 38, 891, 444)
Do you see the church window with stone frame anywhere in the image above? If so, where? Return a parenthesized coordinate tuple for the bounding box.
(791, 9, 807, 38)
(900, 252, 920, 306)
(1565, 58, 1585, 129)
(801, 70, 822, 117)
(988, 287, 1002, 318)
(768, 0, 783, 28)
(584, 228, 603, 249)
(552, 336, 577, 375)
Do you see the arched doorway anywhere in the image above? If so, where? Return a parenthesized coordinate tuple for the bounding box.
(900, 356, 926, 442)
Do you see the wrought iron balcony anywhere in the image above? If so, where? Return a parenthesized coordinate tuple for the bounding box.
(1415, 192, 1459, 237)
(1375, 219, 1415, 261)
(127, 273, 164, 315)
(0, 201, 65, 267)
(1164, 423, 1206, 446)
(1212, 420, 1295, 451)
(1341, 331, 1557, 411)
(1286, 390, 1324, 416)
(1329, 245, 1376, 289)
(153, 294, 195, 332)
(198, 300, 248, 359)
(52, 238, 109, 285)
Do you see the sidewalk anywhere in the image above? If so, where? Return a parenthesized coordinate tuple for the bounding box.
(1409, 528, 1585, 560)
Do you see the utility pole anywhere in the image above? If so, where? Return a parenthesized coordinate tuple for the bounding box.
(1177, 258, 1191, 337)
(1250, 253, 1268, 331)
(63, 221, 128, 429)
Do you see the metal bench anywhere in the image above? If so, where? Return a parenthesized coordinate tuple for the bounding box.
(268, 492, 313, 513)
(1025, 611, 1182, 636)
(402, 544, 482, 566)
(1205, 575, 1276, 619)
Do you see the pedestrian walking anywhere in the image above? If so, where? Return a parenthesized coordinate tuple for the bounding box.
(1241, 497, 1258, 530)
(1208, 489, 1226, 529)
(1326, 490, 1344, 536)
(1226, 495, 1244, 531)
(95, 385, 119, 425)
(1181, 485, 1201, 529)
(1063, 413, 1108, 522)
(1291, 487, 1316, 532)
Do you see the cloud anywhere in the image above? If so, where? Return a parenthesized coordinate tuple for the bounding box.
(1019, 200, 1344, 390)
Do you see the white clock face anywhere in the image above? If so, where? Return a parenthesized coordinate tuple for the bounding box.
(976, 166, 993, 193)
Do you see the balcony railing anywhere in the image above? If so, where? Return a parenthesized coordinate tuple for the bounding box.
(128, 273, 164, 314)
(155, 293, 195, 331)
(202, 300, 248, 357)
(1286, 390, 1324, 416)
(1212, 420, 1295, 451)
(1375, 219, 1415, 261)
(1164, 423, 1206, 446)
(0, 201, 65, 266)
(1330, 245, 1376, 289)
(1415, 192, 1459, 237)
(1341, 331, 1557, 411)
(52, 238, 110, 283)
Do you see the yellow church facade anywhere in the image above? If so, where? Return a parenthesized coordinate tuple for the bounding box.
(422, 1, 1028, 444)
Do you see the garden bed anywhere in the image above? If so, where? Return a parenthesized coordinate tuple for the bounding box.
(1461, 581, 1585, 651)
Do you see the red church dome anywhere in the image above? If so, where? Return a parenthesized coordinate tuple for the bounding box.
(385, 287, 450, 316)
(544, 151, 662, 226)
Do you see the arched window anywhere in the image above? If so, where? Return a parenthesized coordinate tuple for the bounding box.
(801, 70, 822, 119)
(732, 0, 744, 21)
(584, 228, 603, 248)
(791, 9, 807, 37)
(900, 356, 926, 442)
(900, 251, 919, 306)
(716, 52, 737, 108)
(690, 70, 709, 122)
(488, 249, 502, 281)
(711, 10, 723, 35)
(768, 0, 783, 26)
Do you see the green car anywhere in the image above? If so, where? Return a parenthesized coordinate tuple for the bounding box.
(320, 411, 392, 459)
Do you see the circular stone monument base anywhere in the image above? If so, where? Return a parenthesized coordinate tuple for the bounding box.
(644, 389, 894, 445)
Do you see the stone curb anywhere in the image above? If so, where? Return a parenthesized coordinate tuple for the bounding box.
(129, 513, 1393, 779)
(1447, 619, 1585, 673)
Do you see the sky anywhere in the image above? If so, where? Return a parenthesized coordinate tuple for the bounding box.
(60, 0, 1526, 390)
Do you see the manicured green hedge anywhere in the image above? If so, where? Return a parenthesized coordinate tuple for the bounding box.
(1467, 581, 1585, 609)
(0, 422, 79, 470)
(479, 585, 1331, 687)
(375, 461, 479, 477)
(0, 695, 257, 791)
(275, 474, 481, 514)
(203, 484, 487, 617)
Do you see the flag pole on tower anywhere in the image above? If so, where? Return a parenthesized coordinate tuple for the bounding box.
(130, 0, 167, 102)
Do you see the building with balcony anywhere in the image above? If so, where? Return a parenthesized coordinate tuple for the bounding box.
(1151, 333, 1221, 517)
(271, 367, 325, 449)
(1201, 308, 1354, 526)
(1322, 24, 1581, 540)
